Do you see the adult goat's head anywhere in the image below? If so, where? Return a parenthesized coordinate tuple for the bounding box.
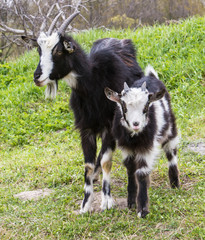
(22, 11, 80, 98)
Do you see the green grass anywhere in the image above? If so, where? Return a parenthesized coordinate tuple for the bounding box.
(0, 16, 205, 239)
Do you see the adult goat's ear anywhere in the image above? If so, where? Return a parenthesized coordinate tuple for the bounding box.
(148, 88, 166, 102)
(104, 87, 121, 103)
(21, 36, 38, 47)
(63, 40, 76, 53)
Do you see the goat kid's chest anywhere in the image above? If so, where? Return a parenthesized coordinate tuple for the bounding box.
(122, 149, 151, 169)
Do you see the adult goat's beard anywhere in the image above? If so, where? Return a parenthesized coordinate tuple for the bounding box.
(45, 81, 58, 99)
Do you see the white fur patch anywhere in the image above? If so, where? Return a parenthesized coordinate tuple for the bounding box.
(162, 97, 169, 112)
(154, 100, 166, 135)
(63, 71, 78, 89)
(80, 163, 95, 213)
(168, 156, 178, 167)
(101, 194, 114, 211)
(163, 136, 179, 152)
(136, 141, 161, 175)
(80, 192, 94, 214)
(37, 32, 60, 83)
(101, 149, 112, 182)
(100, 149, 114, 211)
(45, 82, 57, 99)
(145, 65, 159, 79)
(80, 183, 94, 213)
(137, 212, 142, 218)
(121, 149, 134, 161)
(136, 166, 152, 175)
(101, 149, 112, 166)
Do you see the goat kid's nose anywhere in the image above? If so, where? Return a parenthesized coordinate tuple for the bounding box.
(133, 121, 139, 127)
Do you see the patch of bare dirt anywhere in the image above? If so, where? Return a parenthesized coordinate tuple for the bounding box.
(13, 188, 53, 201)
(187, 142, 205, 155)
(74, 192, 128, 214)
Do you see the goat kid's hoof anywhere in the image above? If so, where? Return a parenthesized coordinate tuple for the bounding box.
(170, 181, 180, 189)
(128, 202, 136, 209)
(137, 209, 149, 218)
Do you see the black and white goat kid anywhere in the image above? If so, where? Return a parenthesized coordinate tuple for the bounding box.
(105, 66, 180, 218)
(22, 12, 144, 213)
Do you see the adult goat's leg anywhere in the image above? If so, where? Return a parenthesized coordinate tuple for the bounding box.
(100, 130, 116, 211)
(80, 130, 97, 213)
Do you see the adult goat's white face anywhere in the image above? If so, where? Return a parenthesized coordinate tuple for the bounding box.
(35, 32, 60, 86)
(22, 11, 80, 98)
(105, 81, 165, 134)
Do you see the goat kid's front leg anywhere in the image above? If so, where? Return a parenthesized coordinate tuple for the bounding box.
(80, 131, 96, 213)
(136, 165, 151, 218)
(123, 155, 137, 209)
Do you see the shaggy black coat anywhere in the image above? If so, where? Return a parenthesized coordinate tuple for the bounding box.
(70, 37, 144, 135)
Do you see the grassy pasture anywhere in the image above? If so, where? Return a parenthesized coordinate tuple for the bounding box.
(0, 16, 204, 239)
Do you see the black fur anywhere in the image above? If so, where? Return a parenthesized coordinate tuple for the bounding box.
(169, 165, 180, 188)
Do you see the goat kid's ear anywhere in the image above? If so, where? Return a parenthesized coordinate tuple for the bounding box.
(21, 36, 38, 47)
(104, 87, 121, 103)
(141, 81, 147, 91)
(148, 88, 166, 102)
(63, 40, 76, 53)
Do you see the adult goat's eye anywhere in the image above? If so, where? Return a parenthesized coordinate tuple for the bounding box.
(56, 50, 63, 55)
(53, 50, 63, 56)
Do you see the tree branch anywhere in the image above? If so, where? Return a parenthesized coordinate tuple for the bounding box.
(0, 22, 32, 35)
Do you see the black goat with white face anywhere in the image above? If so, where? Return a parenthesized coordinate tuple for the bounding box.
(105, 66, 180, 218)
(22, 13, 144, 213)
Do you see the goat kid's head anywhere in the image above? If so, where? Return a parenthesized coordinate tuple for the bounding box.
(22, 12, 79, 98)
(105, 81, 165, 134)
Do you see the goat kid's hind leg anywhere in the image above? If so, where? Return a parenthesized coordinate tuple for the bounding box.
(123, 155, 137, 209)
(163, 138, 180, 188)
(100, 131, 116, 211)
(80, 131, 97, 213)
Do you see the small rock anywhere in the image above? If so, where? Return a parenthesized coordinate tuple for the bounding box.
(14, 188, 53, 201)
